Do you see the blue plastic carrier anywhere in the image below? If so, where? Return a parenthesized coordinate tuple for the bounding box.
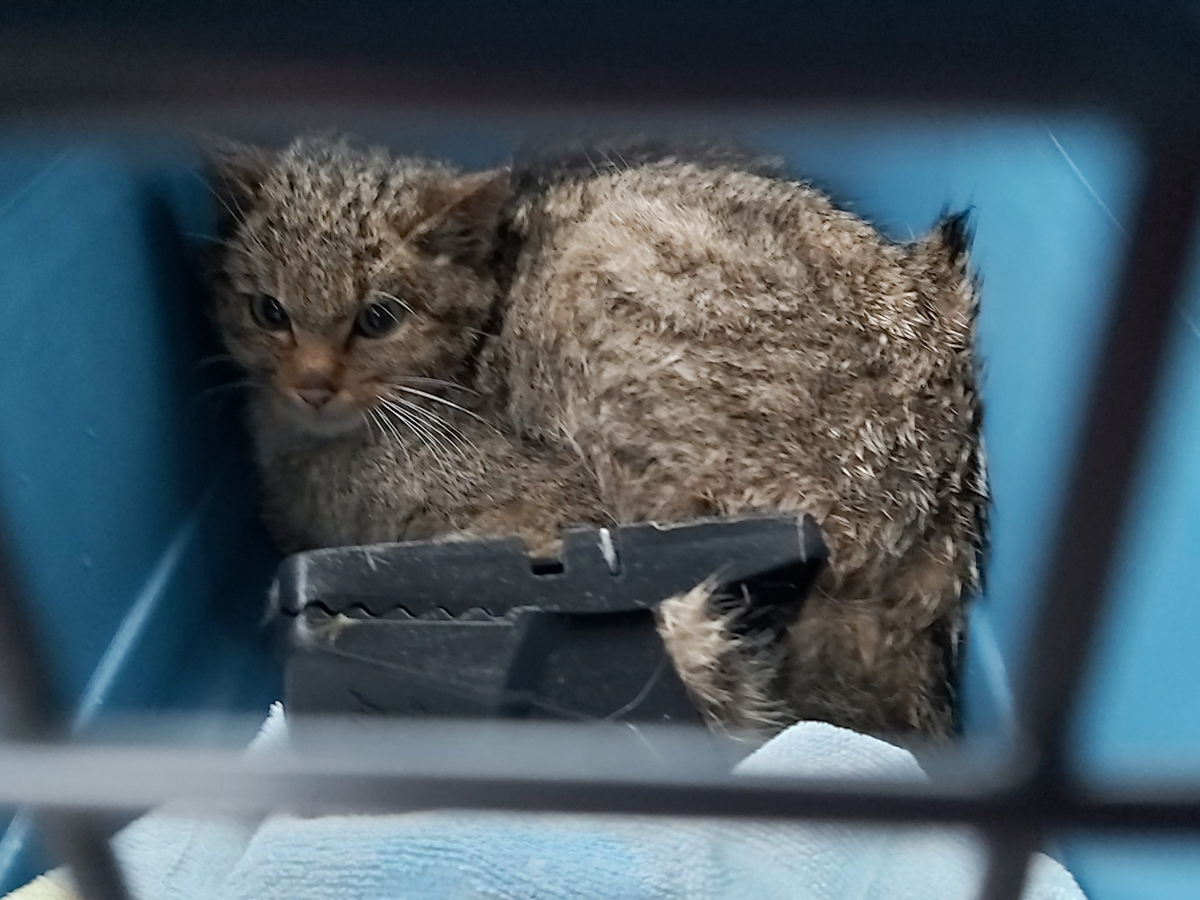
(1, 112, 1198, 898)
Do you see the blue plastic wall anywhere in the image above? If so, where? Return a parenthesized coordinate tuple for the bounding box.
(0, 140, 281, 890)
(0, 116, 1196, 898)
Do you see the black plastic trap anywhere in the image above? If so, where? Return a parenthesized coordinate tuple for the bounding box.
(269, 515, 827, 726)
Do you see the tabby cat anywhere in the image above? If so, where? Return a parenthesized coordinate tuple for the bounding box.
(208, 137, 987, 737)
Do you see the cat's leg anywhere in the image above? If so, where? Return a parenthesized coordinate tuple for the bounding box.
(658, 563, 963, 739)
(779, 583, 960, 737)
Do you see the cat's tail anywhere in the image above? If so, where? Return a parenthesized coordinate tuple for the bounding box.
(655, 579, 792, 734)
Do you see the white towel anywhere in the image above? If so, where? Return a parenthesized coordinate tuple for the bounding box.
(29, 705, 1084, 900)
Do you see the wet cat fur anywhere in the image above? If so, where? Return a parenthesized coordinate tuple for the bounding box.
(207, 137, 988, 738)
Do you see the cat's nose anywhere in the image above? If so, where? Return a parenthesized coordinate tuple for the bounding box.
(295, 372, 336, 409)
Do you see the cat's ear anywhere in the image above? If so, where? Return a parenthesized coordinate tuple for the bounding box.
(202, 138, 275, 232)
(921, 208, 973, 273)
(412, 168, 511, 266)
(913, 208, 977, 320)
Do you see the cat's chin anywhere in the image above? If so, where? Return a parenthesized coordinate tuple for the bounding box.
(269, 399, 366, 439)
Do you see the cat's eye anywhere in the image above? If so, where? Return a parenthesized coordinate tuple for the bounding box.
(250, 294, 290, 331)
(355, 299, 406, 339)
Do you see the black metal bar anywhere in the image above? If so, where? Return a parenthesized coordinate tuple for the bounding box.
(1017, 128, 1200, 781)
(0, 11, 1197, 900)
(0, 532, 130, 900)
(2, 741, 1200, 833)
(36, 817, 132, 900)
(0, 2, 1198, 117)
(0, 531, 57, 740)
(978, 825, 1042, 900)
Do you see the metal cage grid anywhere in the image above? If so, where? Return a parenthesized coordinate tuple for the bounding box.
(1, 3, 1200, 899)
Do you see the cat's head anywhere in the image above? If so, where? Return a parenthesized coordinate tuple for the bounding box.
(206, 137, 509, 437)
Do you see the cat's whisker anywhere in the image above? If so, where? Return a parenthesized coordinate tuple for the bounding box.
(183, 231, 248, 250)
(191, 171, 247, 225)
(382, 397, 459, 469)
(374, 405, 414, 466)
(387, 393, 478, 458)
(596, 147, 622, 172)
(373, 407, 401, 449)
(388, 385, 498, 431)
(362, 408, 379, 441)
(381, 386, 472, 449)
(370, 291, 416, 317)
(375, 400, 408, 442)
(367, 407, 413, 469)
(388, 376, 479, 395)
(184, 234, 255, 258)
(189, 171, 271, 255)
(580, 146, 603, 179)
(366, 406, 388, 440)
(411, 407, 478, 459)
(397, 413, 457, 484)
(377, 398, 455, 480)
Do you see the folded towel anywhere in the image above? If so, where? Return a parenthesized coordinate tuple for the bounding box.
(15, 705, 1086, 900)
(4, 875, 76, 900)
